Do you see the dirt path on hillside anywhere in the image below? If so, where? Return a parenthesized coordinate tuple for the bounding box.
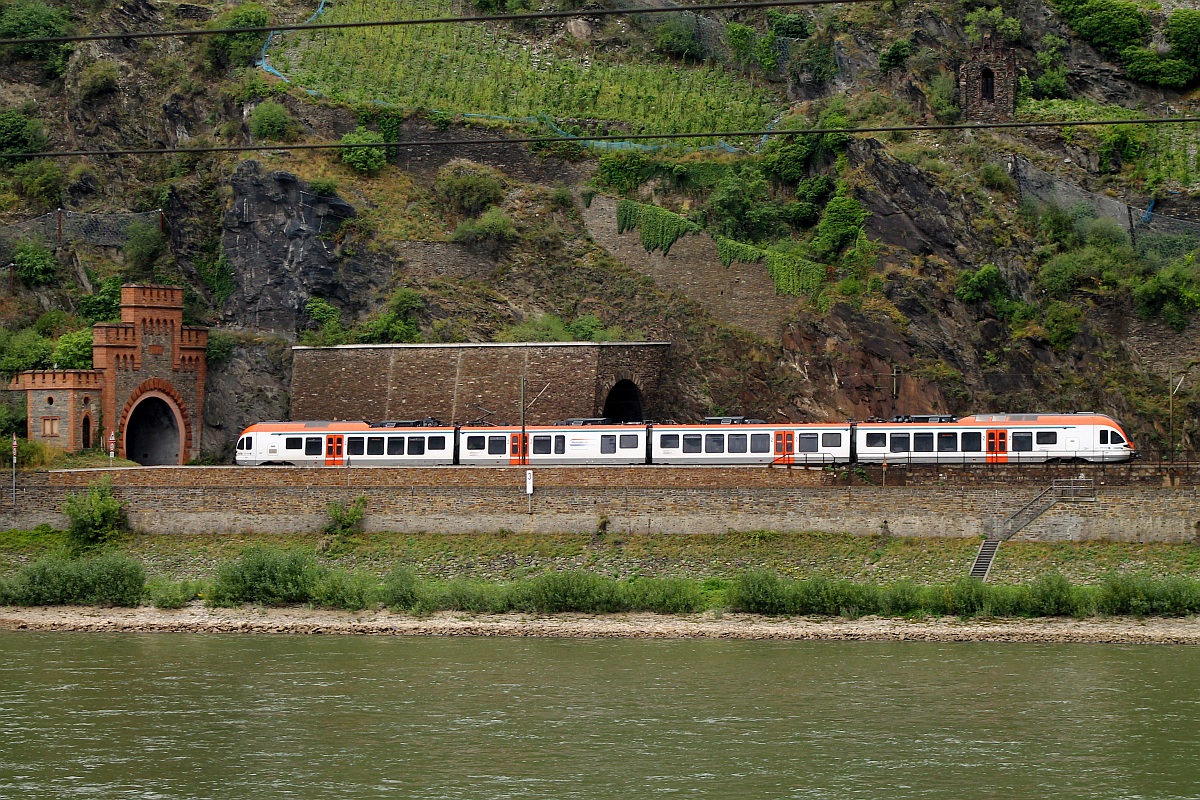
(2, 606, 1199, 643)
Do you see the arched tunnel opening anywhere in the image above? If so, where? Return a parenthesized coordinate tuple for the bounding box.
(125, 396, 181, 466)
(602, 379, 644, 423)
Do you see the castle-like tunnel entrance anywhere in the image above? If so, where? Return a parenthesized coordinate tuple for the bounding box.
(602, 379, 644, 423)
(125, 396, 181, 465)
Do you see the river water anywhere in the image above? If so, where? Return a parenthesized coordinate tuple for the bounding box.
(1, 632, 1197, 799)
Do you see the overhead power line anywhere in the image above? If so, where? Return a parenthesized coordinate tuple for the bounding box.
(0, 0, 880, 45)
(10, 117, 1200, 159)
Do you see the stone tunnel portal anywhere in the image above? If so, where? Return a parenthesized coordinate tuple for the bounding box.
(602, 379, 644, 423)
(125, 396, 182, 465)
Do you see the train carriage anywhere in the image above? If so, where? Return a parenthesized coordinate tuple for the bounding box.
(234, 420, 456, 467)
(651, 418, 853, 466)
(853, 413, 1135, 464)
(458, 422, 648, 467)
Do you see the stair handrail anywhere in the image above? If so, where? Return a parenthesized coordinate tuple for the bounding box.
(998, 485, 1055, 538)
(1051, 478, 1095, 500)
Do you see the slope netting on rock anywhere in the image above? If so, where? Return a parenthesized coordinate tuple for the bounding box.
(1011, 156, 1200, 253)
(0, 210, 163, 253)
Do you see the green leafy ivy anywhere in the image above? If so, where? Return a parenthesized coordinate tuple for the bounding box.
(616, 199, 700, 255)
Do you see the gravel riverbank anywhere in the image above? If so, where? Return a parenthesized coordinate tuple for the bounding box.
(2, 606, 1199, 643)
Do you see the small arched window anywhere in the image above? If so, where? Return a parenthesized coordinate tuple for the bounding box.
(981, 68, 995, 102)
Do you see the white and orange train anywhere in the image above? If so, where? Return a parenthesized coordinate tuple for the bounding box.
(234, 413, 1136, 467)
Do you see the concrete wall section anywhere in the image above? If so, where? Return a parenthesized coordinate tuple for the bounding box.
(3, 466, 1197, 542)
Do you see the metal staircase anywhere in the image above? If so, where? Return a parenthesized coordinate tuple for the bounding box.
(970, 479, 1096, 580)
(969, 539, 1001, 581)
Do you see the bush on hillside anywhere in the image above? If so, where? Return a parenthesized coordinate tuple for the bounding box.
(12, 239, 56, 286)
(433, 160, 507, 215)
(339, 127, 387, 175)
(0, 106, 46, 164)
(652, 18, 703, 62)
(51, 328, 94, 370)
(0, 328, 53, 374)
(450, 207, 517, 249)
(12, 158, 62, 211)
(206, 3, 270, 70)
(879, 39, 913, 73)
(1055, 0, 1148, 56)
(965, 7, 1022, 44)
(248, 100, 295, 141)
(0, 0, 71, 75)
(78, 60, 120, 99)
(1119, 47, 1197, 88)
(123, 220, 166, 273)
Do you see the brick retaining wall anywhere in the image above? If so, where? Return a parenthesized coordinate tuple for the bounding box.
(2, 464, 1197, 541)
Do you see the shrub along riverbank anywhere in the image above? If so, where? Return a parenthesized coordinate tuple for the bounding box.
(2, 547, 1199, 619)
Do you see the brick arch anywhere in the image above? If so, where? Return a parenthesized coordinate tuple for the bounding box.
(119, 378, 193, 462)
(596, 369, 648, 421)
(596, 368, 645, 405)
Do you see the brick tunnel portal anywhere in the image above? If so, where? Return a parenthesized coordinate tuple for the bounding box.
(125, 396, 182, 465)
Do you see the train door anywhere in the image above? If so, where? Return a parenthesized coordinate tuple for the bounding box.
(773, 430, 794, 465)
(509, 433, 527, 466)
(325, 434, 344, 466)
(986, 429, 1007, 464)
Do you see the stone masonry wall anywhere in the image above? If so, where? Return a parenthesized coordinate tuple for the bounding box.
(290, 343, 669, 425)
(581, 194, 799, 342)
(4, 465, 1196, 541)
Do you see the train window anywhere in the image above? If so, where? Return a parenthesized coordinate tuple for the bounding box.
(1110, 430, 1124, 444)
(705, 434, 725, 453)
(429, 436, 447, 451)
(285, 437, 302, 450)
(388, 437, 404, 455)
(347, 437, 365, 456)
(554, 435, 565, 454)
(620, 434, 639, 449)
(236, 437, 246, 450)
(1012, 432, 1033, 452)
(937, 432, 957, 452)
(683, 434, 702, 453)
(305, 437, 322, 456)
(659, 434, 680, 449)
(797, 433, 819, 453)
(408, 437, 425, 455)
(367, 436, 385, 456)
(1036, 431, 1057, 445)
(601, 435, 617, 454)
(728, 433, 748, 453)
(961, 432, 982, 451)
(533, 436, 552, 455)
(822, 432, 842, 448)
(914, 433, 934, 452)
(890, 433, 910, 453)
(487, 436, 506, 455)
(751, 433, 771, 453)
(866, 433, 886, 448)
(467, 436, 485, 451)
(1099, 430, 1108, 444)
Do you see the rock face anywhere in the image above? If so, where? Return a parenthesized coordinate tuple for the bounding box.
(202, 341, 292, 461)
(219, 161, 367, 333)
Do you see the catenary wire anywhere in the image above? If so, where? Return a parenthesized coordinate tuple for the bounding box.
(0, 0, 882, 46)
(10, 117, 1200, 159)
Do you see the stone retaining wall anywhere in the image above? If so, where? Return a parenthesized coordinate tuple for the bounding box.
(3, 465, 1198, 542)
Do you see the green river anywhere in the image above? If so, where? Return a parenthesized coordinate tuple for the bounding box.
(1, 632, 1197, 798)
